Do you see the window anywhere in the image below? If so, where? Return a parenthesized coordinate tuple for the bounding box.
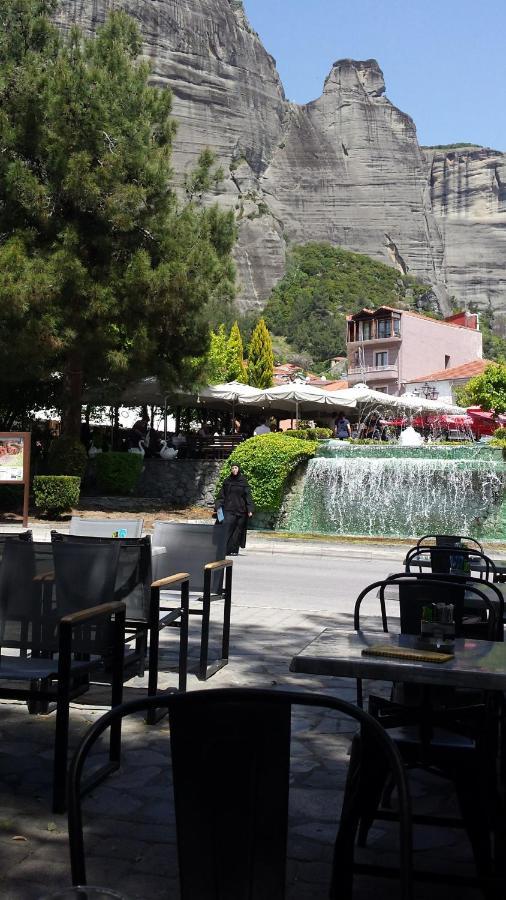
(445, 355, 450, 369)
(377, 319, 391, 338)
(359, 321, 372, 340)
(375, 351, 388, 367)
(393, 317, 401, 336)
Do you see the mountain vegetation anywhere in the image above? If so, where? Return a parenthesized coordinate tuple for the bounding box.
(263, 243, 434, 365)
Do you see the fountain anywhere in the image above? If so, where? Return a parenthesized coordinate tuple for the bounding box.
(282, 440, 506, 540)
(398, 426, 423, 447)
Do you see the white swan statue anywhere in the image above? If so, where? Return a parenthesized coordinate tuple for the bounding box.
(128, 439, 145, 456)
(88, 443, 103, 458)
(159, 440, 178, 460)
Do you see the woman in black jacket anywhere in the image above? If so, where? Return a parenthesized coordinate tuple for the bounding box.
(215, 464, 254, 555)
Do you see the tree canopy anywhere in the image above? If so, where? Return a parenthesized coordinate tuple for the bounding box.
(455, 363, 506, 414)
(263, 242, 434, 365)
(0, 2, 236, 434)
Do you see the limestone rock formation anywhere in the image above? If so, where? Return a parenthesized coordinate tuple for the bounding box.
(54, 0, 506, 321)
(425, 147, 506, 323)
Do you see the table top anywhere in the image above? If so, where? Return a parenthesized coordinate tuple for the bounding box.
(290, 628, 506, 691)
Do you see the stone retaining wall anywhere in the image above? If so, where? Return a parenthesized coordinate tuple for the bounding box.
(134, 458, 222, 507)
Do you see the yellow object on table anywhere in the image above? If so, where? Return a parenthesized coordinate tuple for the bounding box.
(362, 644, 454, 663)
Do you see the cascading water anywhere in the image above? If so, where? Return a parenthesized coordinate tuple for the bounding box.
(283, 442, 505, 539)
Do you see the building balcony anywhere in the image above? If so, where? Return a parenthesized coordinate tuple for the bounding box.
(347, 364, 399, 384)
(347, 335, 402, 347)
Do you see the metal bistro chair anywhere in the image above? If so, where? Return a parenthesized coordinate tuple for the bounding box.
(51, 532, 190, 707)
(353, 573, 505, 893)
(67, 688, 413, 900)
(0, 528, 32, 563)
(405, 543, 497, 582)
(152, 522, 232, 681)
(416, 533, 484, 552)
(0, 539, 125, 812)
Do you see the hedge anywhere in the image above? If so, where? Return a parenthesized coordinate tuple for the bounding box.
(285, 427, 333, 441)
(217, 433, 317, 516)
(47, 437, 88, 477)
(95, 452, 144, 494)
(33, 475, 81, 516)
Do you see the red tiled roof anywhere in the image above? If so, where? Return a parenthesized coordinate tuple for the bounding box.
(409, 359, 490, 383)
(309, 379, 349, 390)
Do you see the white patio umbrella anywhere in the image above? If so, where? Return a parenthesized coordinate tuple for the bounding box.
(261, 382, 356, 423)
(335, 384, 465, 415)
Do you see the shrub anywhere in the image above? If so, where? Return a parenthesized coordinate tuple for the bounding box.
(33, 476, 80, 516)
(285, 427, 333, 441)
(95, 452, 143, 494)
(217, 434, 317, 516)
(0, 484, 24, 511)
(47, 437, 88, 477)
(492, 427, 506, 440)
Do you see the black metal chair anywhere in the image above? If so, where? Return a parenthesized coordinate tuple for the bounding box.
(52, 532, 189, 688)
(0, 539, 126, 812)
(50, 533, 189, 724)
(152, 522, 232, 681)
(0, 529, 32, 563)
(353, 573, 505, 892)
(67, 688, 413, 899)
(416, 533, 484, 552)
(405, 543, 497, 582)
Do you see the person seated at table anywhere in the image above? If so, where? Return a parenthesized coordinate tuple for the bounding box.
(253, 418, 270, 436)
(129, 413, 149, 450)
(198, 422, 212, 438)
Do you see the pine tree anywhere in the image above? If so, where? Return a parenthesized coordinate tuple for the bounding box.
(0, 4, 236, 436)
(247, 319, 274, 388)
(226, 321, 246, 382)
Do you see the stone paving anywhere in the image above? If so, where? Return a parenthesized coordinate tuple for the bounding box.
(0, 524, 498, 897)
(0, 593, 487, 900)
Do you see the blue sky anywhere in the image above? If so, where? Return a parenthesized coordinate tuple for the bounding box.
(243, 0, 505, 151)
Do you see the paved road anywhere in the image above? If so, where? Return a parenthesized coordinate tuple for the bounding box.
(232, 548, 403, 612)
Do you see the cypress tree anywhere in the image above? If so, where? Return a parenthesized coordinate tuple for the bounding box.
(247, 318, 274, 388)
(207, 325, 229, 384)
(226, 321, 246, 382)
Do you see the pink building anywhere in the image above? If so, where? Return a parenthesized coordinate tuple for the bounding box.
(346, 307, 482, 395)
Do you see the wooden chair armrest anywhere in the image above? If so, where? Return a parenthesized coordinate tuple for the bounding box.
(151, 572, 190, 590)
(204, 559, 233, 571)
(61, 601, 126, 626)
(33, 570, 55, 582)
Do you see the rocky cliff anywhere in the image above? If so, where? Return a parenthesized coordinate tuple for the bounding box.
(54, 0, 506, 322)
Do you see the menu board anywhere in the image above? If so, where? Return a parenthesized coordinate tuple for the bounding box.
(0, 435, 25, 482)
(0, 432, 31, 526)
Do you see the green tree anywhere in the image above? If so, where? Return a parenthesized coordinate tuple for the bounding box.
(455, 363, 506, 414)
(226, 321, 246, 382)
(0, 4, 236, 436)
(247, 318, 274, 388)
(207, 324, 229, 384)
(263, 242, 435, 364)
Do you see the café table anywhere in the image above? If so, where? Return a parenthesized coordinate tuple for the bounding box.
(290, 629, 506, 893)
(290, 628, 506, 689)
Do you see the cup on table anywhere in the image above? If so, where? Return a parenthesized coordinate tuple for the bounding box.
(38, 888, 126, 900)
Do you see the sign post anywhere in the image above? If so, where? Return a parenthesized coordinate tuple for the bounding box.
(0, 432, 31, 527)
